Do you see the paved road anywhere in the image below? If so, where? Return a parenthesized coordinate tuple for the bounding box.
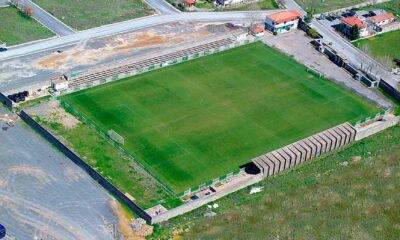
(0, 10, 279, 61)
(284, 0, 306, 15)
(0, 0, 9, 7)
(0, 107, 118, 240)
(145, 0, 180, 14)
(284, 0, 399, 89)
(312, 19, 399, 88)
(17, 0, 75, 36)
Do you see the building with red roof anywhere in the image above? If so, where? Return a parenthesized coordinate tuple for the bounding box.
(367, 13, 395, 26)
(265, 10, 302, 34)
(184, 0, 196, 7)
(340, 16, 369, 38)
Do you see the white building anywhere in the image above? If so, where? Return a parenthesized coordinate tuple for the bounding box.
(51, 76, 69, 91)
(265, 10, 302, 34)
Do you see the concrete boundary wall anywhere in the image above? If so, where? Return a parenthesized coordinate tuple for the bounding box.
(0, 92, 13, 111)
(18, 110, 152, 223)
(252, 123, 356, 178)
(355, 114, 400, 141)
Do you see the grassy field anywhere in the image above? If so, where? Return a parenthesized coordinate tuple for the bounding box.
(0, 6, 53, 46)
(295, 0, 365, 13)
(353, 30, 400, 68)
(61, 42, 379, 193)
(151, 125, 400, 239)
(32, 0, 154, 30)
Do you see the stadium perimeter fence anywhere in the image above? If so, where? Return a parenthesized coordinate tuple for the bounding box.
(59, 100, 178, 199)
(60, 37, 388, 198)
(353, 109, 391, 127)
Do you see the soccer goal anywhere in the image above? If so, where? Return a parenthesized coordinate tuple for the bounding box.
(108, 129, 125, 145)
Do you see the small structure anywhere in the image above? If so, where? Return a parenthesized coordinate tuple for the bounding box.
(184, 0, 196, 7)
(265, 10, 302, 34)
(250, 26, 265, 36)
(51, 75, 69, 91)
(340, 16, 369, 37)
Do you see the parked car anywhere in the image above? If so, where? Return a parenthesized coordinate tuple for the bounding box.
(0, 224, 6, 239)
(0, 48, 7, 52)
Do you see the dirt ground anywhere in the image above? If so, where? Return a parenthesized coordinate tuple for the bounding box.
(27, 99, 79, 129)
(35, 22, 229, 72)
(109, 200, 153, 240)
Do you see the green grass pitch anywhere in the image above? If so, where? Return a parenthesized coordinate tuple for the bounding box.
(61, 42, 379, 193)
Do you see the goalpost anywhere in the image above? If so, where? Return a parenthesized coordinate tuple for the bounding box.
(108, 129, 125, 145)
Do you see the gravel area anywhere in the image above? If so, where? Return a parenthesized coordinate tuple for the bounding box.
(0, 106, 118, 240)
(263, 30, 394, 110)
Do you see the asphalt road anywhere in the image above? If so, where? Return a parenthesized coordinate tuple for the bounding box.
(0, 107, 118, 240)
(311, 19, 399, 88)
(0, 0, 9, 7)
(16, 0, 75, 36)
(0, 10, 280, 61)
(284, 0, 399, 89)
(145, 0, 180, 14)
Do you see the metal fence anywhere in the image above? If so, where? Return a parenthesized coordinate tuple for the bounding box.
(65, 38, 259, 94)
(354, 109, 391, 127)
(60, 100, 178, 199)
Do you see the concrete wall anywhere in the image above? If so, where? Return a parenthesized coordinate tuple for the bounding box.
(355, 115, 400, 141)
(0, 92, 13, 111)
(379, 80, 400, 102)
(18, 111, 153, 223)
(151, 174, 262, 224)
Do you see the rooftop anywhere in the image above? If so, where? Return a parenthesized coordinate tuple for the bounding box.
(368, 13, 395, 23)
(341, 16, 366, 29)
(266, 10, 302, 24)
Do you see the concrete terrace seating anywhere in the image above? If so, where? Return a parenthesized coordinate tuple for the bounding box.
(252, 122, 356, 178)
(69, 38, 235, 88)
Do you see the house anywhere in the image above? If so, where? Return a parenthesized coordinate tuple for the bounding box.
(367, 12, 396, 31)
(184, 0, 196, 7)
(251, 26, 264, 36)
(340, 16, 369, 37)
(265, 10, 302, 34)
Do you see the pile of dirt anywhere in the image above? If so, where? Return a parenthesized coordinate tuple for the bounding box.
(109, 200, 153, 240)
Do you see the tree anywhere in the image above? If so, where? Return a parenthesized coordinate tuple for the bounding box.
(22, 6, 34, 17)
(349, 25, 360, 40)
(309, 28, 319, 38)
(246, 1, 261, 29)
(305, 10, 313, 23)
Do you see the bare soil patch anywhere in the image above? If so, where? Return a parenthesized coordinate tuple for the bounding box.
(27, 99, 79, 129)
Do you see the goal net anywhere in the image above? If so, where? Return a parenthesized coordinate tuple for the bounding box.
(108, 129, 125, 145)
